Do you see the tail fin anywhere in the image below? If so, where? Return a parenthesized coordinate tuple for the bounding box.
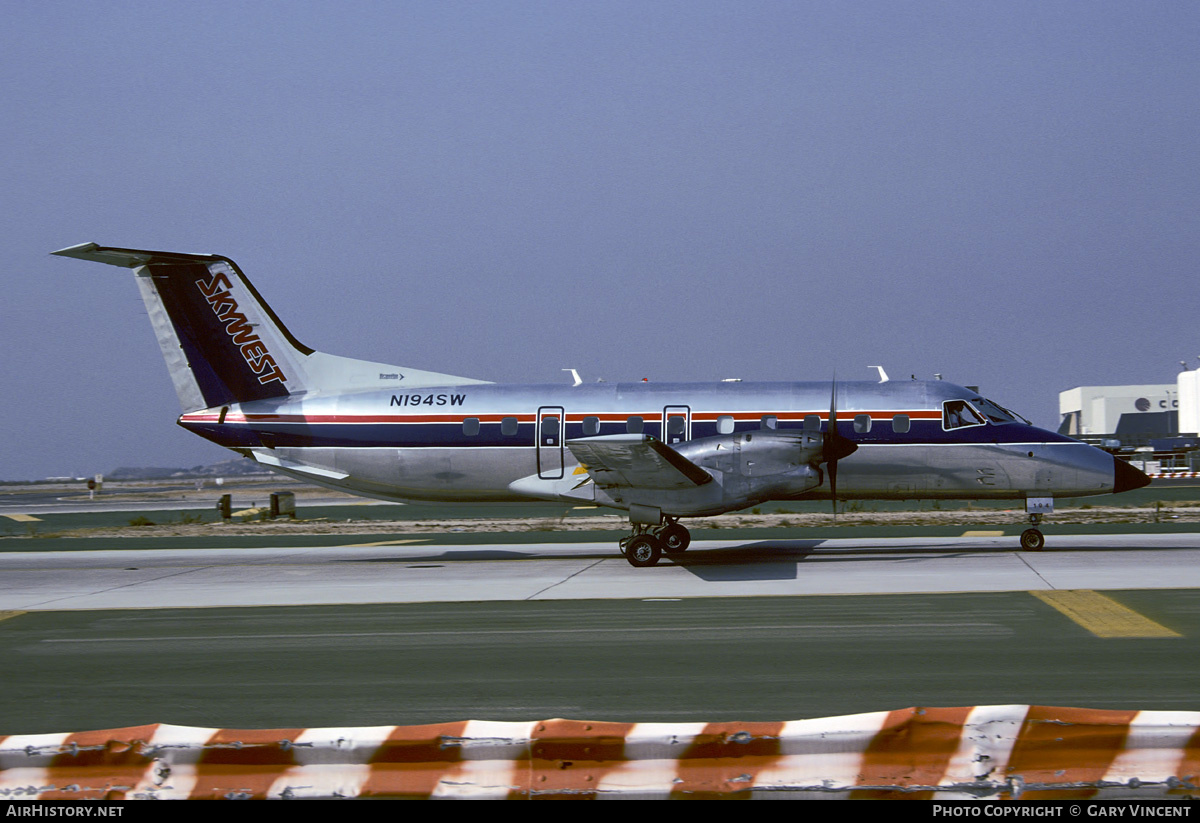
(52, 243, 487, 411)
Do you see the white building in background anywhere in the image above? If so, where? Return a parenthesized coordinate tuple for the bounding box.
(1179, 370, 1200, 435)
(1059, 384, 1178, 437)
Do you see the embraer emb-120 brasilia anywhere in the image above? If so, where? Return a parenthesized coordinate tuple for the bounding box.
(54, 242, 1150, 567)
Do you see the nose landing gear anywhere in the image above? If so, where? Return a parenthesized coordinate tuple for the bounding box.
(1020, 498, 1052, 551)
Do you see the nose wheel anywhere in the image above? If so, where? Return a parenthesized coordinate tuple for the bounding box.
(1020, 511, 1046, 551)
(1020, 528, 1045, 551)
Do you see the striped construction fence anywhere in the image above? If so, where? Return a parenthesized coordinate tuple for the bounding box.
(1, 706, 1198, 800)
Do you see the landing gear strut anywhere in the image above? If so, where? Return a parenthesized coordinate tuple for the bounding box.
(619, 517, 690, 567)
(1018, 498, 1053, 552)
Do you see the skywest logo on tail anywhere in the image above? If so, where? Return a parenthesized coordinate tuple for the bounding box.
(52, 241, 1152, 568)
(196, 270, 287, 387)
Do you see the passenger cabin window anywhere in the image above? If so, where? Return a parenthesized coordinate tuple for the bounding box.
(803, 414, 821, 431)
(462, 418, 480, 436)
(626, 416, 644, 434)
(853, 414, 872, 433)
(892, 414, 910, 434)
(943, 400, 986, 430)
(541, 416, 560, 442)
(582, 416, 600, 436)
(501, 416, 519, 436)
(717, 415, 735, 434)
(760, 415, 777, 430)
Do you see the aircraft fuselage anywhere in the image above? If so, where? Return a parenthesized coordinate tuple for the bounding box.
(178, 379, 1124, 512)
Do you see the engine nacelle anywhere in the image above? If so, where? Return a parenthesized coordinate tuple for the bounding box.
(676, 430, 822, 475)
(584, 431, 832, 517)
(675, 431, 826, 502)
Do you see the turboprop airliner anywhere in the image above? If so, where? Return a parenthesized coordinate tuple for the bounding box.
(53, 243, 1150, 567)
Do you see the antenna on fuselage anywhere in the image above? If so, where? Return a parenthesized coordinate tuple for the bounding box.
(562, 368, 582, 386)
(869, 366, 889, 383)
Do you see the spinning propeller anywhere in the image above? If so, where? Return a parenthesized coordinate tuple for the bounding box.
(825, 378, 858, 515)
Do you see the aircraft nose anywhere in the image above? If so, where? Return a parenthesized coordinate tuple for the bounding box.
(1113, 456, 1151, 493)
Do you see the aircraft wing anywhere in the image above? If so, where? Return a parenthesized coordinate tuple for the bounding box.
(566, 434, 712, 490)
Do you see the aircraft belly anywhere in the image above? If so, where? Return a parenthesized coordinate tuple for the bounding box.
(390, 447, 536, 501)
(264, 446, 538, 503)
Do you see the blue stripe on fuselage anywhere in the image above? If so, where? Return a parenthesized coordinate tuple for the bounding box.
(178, 416, 1076, 450)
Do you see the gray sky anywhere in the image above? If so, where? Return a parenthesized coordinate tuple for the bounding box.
(3, 1, 1197, 480)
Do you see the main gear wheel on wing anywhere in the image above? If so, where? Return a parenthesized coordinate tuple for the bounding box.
(625, 535, 663, 567)
(1020, 528, 1045, 551)
(658, 522, 691, 555)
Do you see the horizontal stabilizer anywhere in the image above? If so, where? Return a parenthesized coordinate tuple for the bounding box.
(52, 243, 223, 268)
(566, 434, 712, 490)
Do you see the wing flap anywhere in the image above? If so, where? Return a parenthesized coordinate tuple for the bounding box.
(566, 434, 712, 490)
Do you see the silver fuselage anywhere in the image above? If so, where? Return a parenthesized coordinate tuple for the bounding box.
(180, 379, 1121, 515)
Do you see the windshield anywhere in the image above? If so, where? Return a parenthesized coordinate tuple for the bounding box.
(944, 397, 1032, 429)
(973, 397, 1030, 425)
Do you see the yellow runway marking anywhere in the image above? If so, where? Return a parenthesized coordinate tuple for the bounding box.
(342, 539, 431, 547)
(3, 514, 41, 522)
(961, 530, 1003, 537)
(0, 611, 25, 623)
(1031, 590, 1180, 638)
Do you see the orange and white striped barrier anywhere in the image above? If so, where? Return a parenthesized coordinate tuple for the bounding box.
(2, 706, 1198, 799)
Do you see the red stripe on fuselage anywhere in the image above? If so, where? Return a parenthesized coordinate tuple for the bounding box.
(179, 410, 943, 425)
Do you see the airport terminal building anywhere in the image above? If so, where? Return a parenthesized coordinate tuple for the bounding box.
(1060, 371, 1200, 470)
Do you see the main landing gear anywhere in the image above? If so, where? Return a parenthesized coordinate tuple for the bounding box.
(619, 517, 690, 568)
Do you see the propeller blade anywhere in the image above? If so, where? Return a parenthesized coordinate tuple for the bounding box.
(829, 379, 839, 514)
(826, 377, 858, 516)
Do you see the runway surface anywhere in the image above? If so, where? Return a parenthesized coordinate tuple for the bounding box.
(3, 532, 1198, 732)
(2, 533, 1198, 611)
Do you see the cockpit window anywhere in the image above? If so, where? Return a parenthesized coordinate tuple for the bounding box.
(943, 399, 986, 430)
(979, 397, 1030, 425)
(972, 397, 1018, 424)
